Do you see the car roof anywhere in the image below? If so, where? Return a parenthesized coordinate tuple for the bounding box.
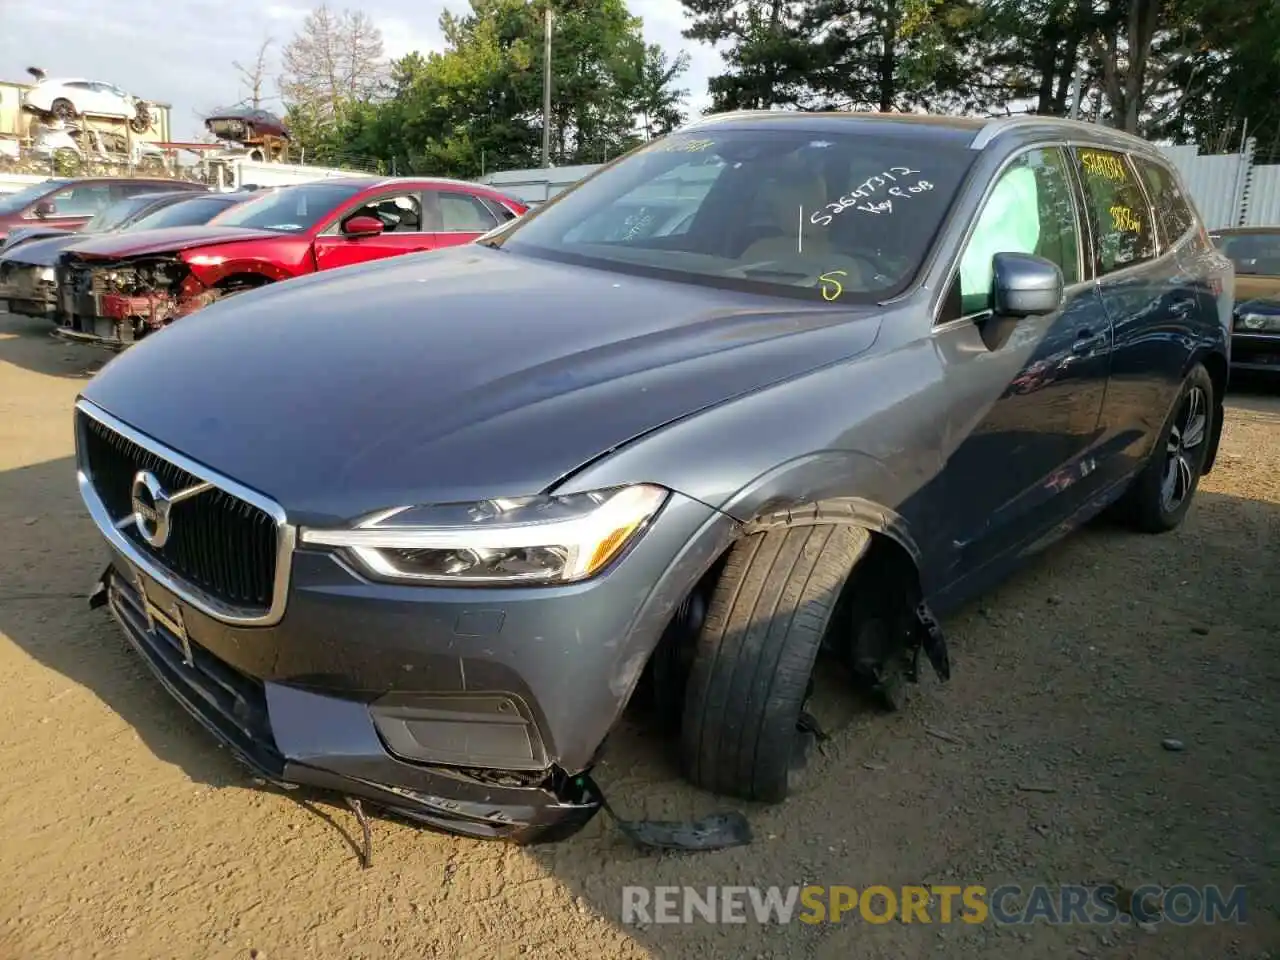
(685, 110, 987, 147)
(54, 177, 207, 187)
(131, 190, 218, 202)
(295, 176, 510, 193)
(682, 110, 1169, 158)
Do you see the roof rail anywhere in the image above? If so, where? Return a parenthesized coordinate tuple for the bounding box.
(969, 114, 1142, 151)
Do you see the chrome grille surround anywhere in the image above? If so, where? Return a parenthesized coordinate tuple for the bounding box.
(75, 397, 296, 626)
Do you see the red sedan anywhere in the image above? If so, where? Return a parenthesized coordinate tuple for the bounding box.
(56, 177, 528, 348)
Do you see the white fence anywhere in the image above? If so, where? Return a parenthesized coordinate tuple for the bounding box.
(476, 163, 602, 205)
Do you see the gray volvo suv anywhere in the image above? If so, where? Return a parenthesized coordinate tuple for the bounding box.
(74, 112, 1232, 843)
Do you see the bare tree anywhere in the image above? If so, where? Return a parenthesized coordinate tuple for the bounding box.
(280, 5, 386, 123)
(233, 36, 275, 110)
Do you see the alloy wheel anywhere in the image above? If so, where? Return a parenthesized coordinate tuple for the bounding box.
(1161, 385, 1208, 512)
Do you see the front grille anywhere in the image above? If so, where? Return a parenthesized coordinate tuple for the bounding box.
(79, 411, 280, 613)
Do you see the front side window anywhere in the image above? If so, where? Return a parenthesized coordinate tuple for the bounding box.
(1135, 158, 1195, 246)
(437, 191, 497, 232)
(345, 193, 423, 233)
(955, 147, 1081, 316)
(490, 127, 977, 303)
(211, 183, 364, 233)
(1074, 148, 1156, 274)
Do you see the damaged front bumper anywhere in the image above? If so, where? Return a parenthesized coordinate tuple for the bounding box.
(57, 257, 201, 350)
(93, 562, 603, 842)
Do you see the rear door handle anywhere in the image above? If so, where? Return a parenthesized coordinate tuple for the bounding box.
(1071, 330, 1105, 355)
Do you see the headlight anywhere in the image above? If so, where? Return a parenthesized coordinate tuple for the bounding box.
(1236, 312, 1280, 332)
(300, 484, 669, 585)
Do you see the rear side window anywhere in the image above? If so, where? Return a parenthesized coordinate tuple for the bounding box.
(1135, 158, 1195, 245)
(437, 192, 498, 232)
(1073, 148, 1156, 274)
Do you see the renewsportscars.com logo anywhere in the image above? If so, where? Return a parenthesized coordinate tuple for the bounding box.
(620, 884, 1248, 926)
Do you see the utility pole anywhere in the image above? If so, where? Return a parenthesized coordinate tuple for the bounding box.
(541, 4, 553, 168)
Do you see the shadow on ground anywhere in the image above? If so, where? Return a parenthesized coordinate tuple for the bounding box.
(1, 427, 1276, 957)
(0, 311, 112, 379)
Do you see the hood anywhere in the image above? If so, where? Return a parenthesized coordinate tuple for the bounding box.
(1, 225, 70, 252)
(82, 246, 883, 525)
(3, 233, 80, 267)
(65, 225, 282, 260)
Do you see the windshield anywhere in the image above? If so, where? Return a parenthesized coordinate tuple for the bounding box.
(1213, 232, 1280, 276)
(209, 183, 364, 233)
(130, 196, 243, 230)
(0, 180, 68, 215)
(493, 127, 976, 302)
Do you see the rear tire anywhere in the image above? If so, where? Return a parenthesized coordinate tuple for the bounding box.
(680, 524, 870, 803)
(1116, 363, 1214, 533)
(50, 98, 76, 122)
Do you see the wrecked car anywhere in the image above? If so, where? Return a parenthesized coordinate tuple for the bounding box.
(57, 176, 528, 349)
(76, 113, 1231, 848)
(0, 176, 206, 244)
(1, 191, 254, 322)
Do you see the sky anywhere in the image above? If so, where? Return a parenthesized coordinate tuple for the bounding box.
(0, 0, 720, 143)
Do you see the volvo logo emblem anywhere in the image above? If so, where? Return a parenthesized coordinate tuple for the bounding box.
(128, 472, 214, 548)
(131, 471, 174, 548)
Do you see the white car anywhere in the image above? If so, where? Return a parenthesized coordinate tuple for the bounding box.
(22, 78, 151, 131)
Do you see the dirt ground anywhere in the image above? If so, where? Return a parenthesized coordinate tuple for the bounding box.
(0, 308, 1277, 960)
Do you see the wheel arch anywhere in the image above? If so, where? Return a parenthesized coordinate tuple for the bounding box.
(1197, 348, 1228, 476)
(213, 271, 273, 292)
(718, 450, 930, 593)
(624, 456, 932, 746)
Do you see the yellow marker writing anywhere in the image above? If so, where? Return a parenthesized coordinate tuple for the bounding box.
(1081, 151, 1128, 182)
(819, 270, 848, 301)
(1109, 204, 1142, 232)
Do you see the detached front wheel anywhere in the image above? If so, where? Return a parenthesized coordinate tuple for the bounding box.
(680, 523, 870, 803)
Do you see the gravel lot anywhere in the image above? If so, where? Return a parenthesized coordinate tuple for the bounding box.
(0, 307, 1277, 960)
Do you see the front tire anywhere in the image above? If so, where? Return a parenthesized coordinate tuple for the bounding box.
(1118, 363, 1214, 533)
(680, 524, 870, 803)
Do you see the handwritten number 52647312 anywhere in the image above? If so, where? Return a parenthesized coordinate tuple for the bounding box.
(810, 170, 931, 227)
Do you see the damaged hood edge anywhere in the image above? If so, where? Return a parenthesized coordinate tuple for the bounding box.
(64, 225, 283, 260)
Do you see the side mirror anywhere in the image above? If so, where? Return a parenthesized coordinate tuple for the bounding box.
(33, 200, 55, 219)
(991, 252, 1064, 317)
(342, 215, 384, 238)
